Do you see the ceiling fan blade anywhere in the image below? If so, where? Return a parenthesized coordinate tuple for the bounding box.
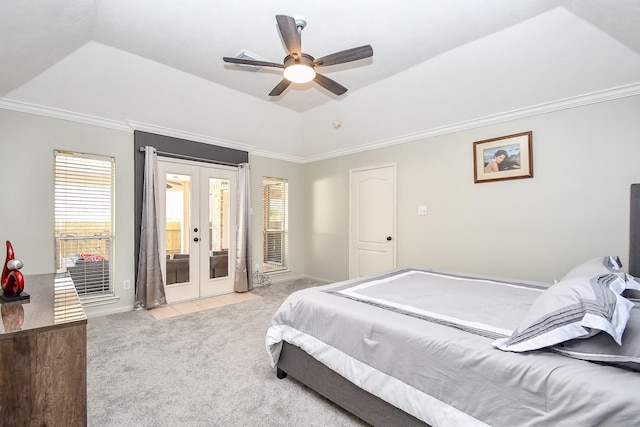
(276, 15, 301, 59)
(314, 45, 373, 67)
(314, 73, 348, 96)
(223, 57, 284, 68)
(269, 79, 291, 96)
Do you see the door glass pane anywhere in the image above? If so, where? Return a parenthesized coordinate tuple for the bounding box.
(209, 178, 229, 279)
(165, 173, 190, 285)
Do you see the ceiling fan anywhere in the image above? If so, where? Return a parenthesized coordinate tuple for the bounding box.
(223, 15, 373, 97)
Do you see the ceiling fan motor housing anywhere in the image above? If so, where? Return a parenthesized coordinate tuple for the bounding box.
(284, 53, 315, 68)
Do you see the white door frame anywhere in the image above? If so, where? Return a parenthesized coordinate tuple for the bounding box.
(158, 157, 237, 303)
(348, 163, 397, 279)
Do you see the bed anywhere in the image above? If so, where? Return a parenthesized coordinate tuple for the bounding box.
(265, 185, 640, 426)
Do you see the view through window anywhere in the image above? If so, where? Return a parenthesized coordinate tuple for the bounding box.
(54, 150, 114, 297)
(262, 177, 288, 272)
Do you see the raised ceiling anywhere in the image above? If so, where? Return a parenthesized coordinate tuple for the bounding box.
(1, 1, 639, 161)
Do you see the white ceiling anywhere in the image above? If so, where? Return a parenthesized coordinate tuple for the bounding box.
(1, 1, 640, 161)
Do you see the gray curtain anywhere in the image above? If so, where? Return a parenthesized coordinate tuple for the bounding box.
(135, 146, 167, 309)
(234, 163, 253, 292)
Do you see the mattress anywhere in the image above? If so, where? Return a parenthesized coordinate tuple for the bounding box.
(266, 268, 640, 426)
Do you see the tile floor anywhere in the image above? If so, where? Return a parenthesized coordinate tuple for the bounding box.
(148, 292, 262, 320)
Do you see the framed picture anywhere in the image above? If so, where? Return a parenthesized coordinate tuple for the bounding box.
(473, 131, 533, 183)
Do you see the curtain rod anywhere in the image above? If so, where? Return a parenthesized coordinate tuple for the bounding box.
(139, 146, 240, 167)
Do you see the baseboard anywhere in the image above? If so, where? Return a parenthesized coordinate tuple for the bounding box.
(85, 303, 135, 318)
(265, 274, 305, 284)
(299, 275, 333, 285)
(262, 274, 333, 286)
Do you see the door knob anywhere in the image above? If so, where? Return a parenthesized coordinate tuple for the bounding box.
(386, 236, 392, 241)
(193, 227, 198, 232)
(193, 237, 200, 242)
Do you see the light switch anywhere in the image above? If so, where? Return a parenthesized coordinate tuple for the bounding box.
(418, 205, 427, 215)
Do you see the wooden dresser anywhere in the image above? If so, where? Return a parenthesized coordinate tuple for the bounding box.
(0, 274, 87, 426)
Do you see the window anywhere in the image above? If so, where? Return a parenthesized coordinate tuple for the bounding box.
(263, 177, 288, 272)
(54, 151, 114, 297)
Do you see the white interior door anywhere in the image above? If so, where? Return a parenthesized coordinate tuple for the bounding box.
(158, 159, 236, 303)
(349, 164, 396, 278)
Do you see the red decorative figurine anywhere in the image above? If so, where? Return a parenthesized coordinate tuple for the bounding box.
(1, 241, 25, 296)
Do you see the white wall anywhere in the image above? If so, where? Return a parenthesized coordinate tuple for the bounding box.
(304, 95, 640, 283)
(299, 9, 640, 161)
(7, 42, 305, 159)
(0, 109, 136, 316)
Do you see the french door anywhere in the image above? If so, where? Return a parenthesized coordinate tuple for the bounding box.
(158, 158, 236, 303)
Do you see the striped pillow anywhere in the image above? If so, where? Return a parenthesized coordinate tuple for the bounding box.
(493, 274, 633, 352)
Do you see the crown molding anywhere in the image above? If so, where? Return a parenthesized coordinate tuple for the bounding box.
(302, 82, 640, 163)
(125, 121, 256, 152)
(0, 98, 131, 131)
(0, 98, 256, 152)
(3, 82, 639, 164)
(248, 149, 306, 164)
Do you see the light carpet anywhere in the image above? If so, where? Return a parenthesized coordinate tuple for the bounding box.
(87, 278, 367, 427)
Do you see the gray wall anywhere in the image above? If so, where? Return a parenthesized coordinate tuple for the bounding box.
(2, 94, 639, 316)
(0, 109, 135, 316)
(248, 155, 306, 279)
(0, 109, 306, 316)
(304, 95, 640, 283)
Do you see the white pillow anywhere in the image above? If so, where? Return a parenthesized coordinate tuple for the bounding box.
(560, 256, 623, 281)
(561, 256, 640, 295)
(493, 274, 633, 352)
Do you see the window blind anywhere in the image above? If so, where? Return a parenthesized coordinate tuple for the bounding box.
(54, 151, 114, 296)
(263, 177, 288, 272)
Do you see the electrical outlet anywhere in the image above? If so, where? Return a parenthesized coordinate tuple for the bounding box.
(123, 280, 131, 290)
(254, 263, 260, 273)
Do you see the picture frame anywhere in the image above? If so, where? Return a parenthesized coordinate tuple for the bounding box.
(473, 131, 533, 183)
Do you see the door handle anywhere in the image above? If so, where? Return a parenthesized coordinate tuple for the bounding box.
(193, 237, 200, 242)
(193, 227, 198, 232)
(386, 236, 392, 241)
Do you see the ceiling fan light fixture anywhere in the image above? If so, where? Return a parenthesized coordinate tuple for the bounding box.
(283, 54, 316, 83)
(284, 64, 316, 83)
